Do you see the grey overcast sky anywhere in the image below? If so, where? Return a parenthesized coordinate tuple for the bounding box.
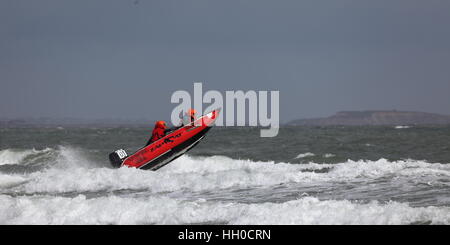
(1, 0, 450, 122)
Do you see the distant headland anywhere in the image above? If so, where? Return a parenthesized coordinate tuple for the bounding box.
(2, 110, 450, 127)
(287, 110, 450, 126)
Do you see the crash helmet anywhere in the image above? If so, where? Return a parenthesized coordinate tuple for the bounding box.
(155, 120, 167, 129)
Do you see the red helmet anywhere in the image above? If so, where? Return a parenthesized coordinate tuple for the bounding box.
(155, 121, 167, 129)
(187, 108, 197, 116)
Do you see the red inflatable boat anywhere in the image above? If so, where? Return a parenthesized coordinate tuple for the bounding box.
(109, 109, 220, 170)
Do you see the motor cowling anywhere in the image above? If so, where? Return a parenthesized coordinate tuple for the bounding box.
(109, 149, 128, 168)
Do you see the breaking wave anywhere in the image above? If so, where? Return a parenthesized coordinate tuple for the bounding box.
(395, 126, 411, 129)
(294, 152, 315, 159)
(0, 148, 54, 166)
(1, 146, 449, 224)
(0, 194, 448, 225)
(0, 146, 448, 194)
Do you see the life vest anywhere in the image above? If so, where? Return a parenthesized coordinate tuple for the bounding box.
(150, 121, 167, 143)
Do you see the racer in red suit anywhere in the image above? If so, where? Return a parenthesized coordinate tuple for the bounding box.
(146, 109, 198, 146)
(146, 121, 168, 146)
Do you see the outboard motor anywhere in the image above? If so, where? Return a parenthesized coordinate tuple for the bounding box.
(109, 149, 128, 168)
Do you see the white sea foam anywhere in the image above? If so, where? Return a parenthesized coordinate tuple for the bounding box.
(0, 146, 446, 195)
(295, 152, 315, 159)
(323, 153, 336, 158)
(1, 146, 449, 225)
(0, 194, 448, 225)
(0, 173, 27, 188)
(53, 146, 101, 169)
(395, 125, 411, 129)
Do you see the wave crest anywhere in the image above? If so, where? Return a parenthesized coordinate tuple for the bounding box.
(0, 195, 448, 225)
(0, 146, 447, 195)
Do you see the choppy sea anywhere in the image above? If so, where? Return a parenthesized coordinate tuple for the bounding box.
(1, 126, 449, 224)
